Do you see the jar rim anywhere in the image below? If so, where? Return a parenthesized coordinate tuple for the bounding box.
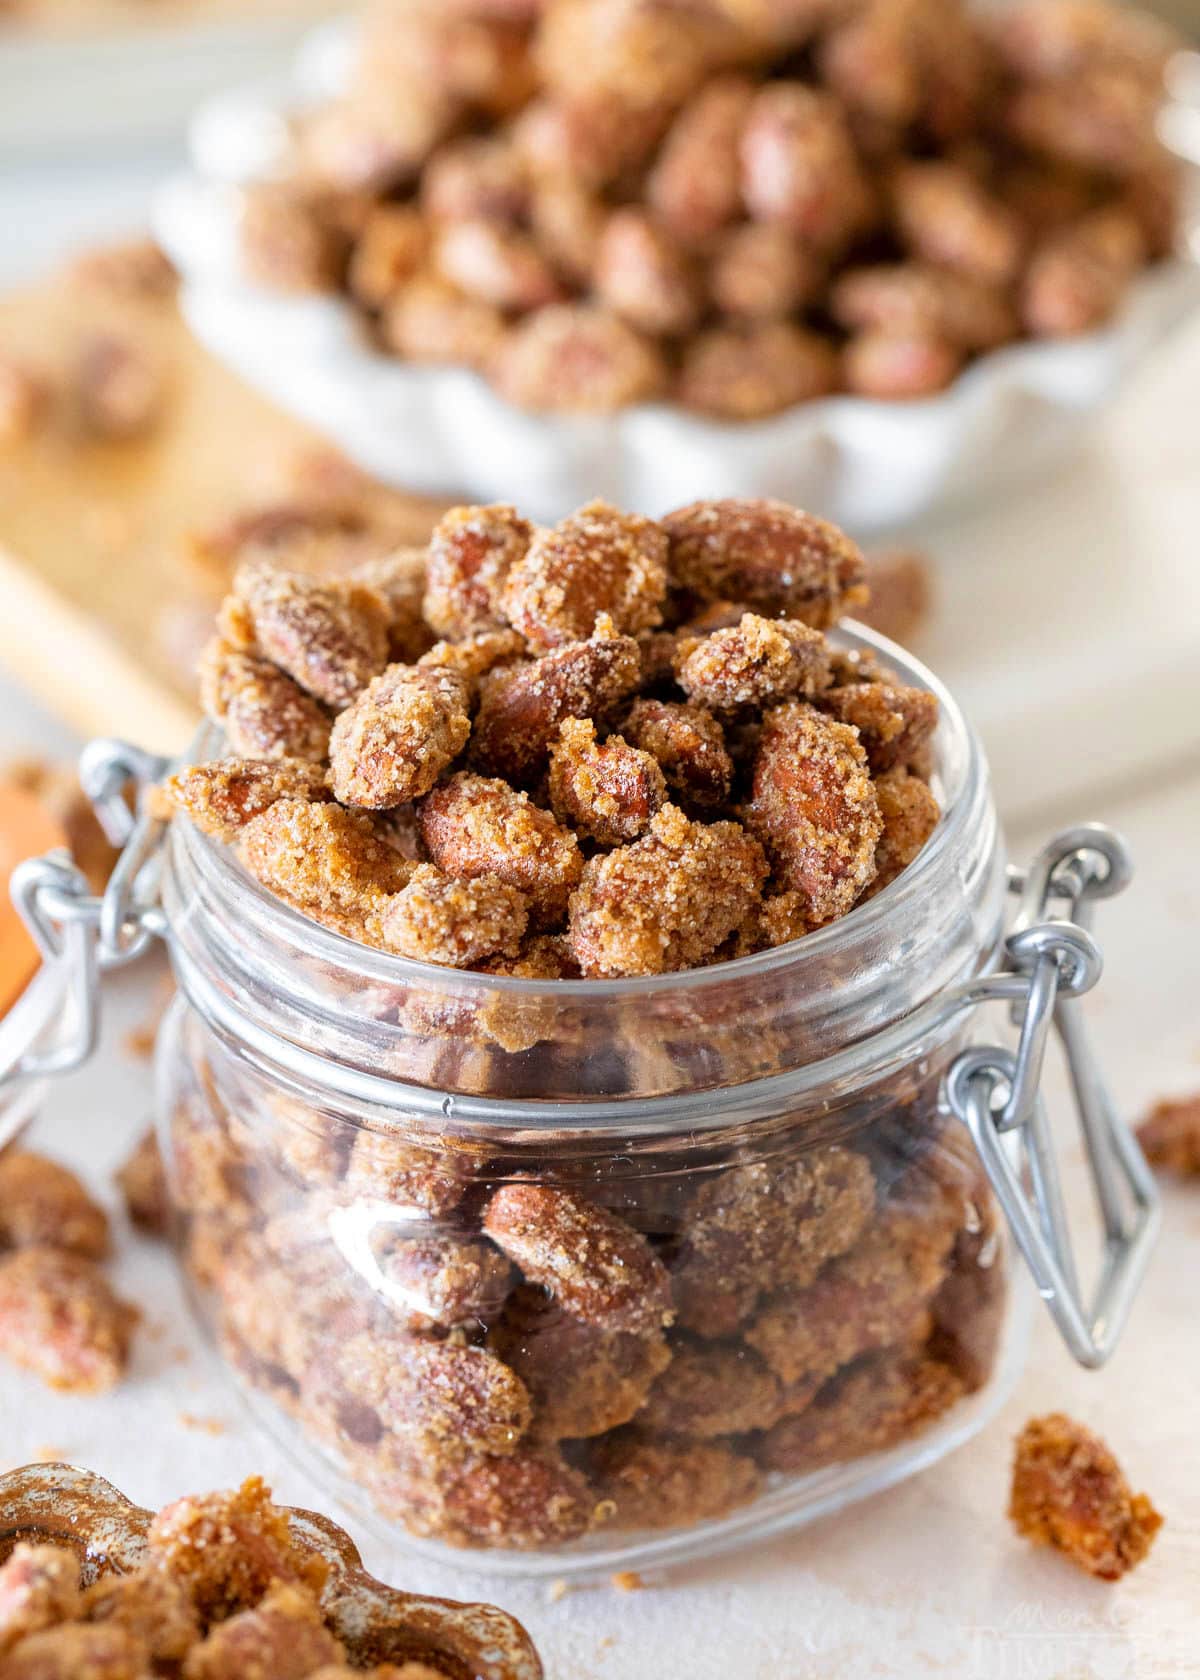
(177, 620, 986, 1000)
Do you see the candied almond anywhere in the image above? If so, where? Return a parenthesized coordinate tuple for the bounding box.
(648, 76, 755, 245)
(435, 219, 563, 312)
(866, 769, 941, 895)
(676, 612, 831, 712)
(83, 1570, 198, 1665)
(663, 498, 865, 627)
(489, 304, 666, 414)
(639, 1339, 785, 1437)
(567, 804, 767, 977)
(745, 701, 883, 921)
(375, 1231, 513, 1331)
(342, 1128, 469, 1220)
(830, 262, 1018, 353)
(501, 500, 669, 650)
(710, 221, 822, 320)
(819, 678, 938, 772)
(588, 1431, 762, 1531)
(350, 549, 435, 665)
(422, 135, 530, 224)
(0, 1149, 109, 1260)
(199, 641, 332, 763)
(0, 1624, 147, 1679)
(622, 698, 733, 811)
(548, 716, 666, 845)
(182, 1582, 343, 1680)
(471, 618, 642, 784)
(395, 1442, 600, 1549)
(240, 182, 344, 292)
(483, 1181, 673, 1335)
(347, 205, 429, 310)
(892, 161, 1024, 286)
(1010, 1413, 1163, 1579)
(419, 771, 582, 927)
(423, 503, 533, 639)
(0, 1246, 135, 1393)
(843, 330, 963, 399)
(1136, 1092, 1200, 1176)
(1021, 207, 1144, 337)
(416, 629, 525, 693)
(230, 561, 390, 708)
(237, 798, 413, 938)
(0, 1546, 81, 1656)
(382, 276, 506, 369)
(329, 665, 471, 809)
(594, 209, 701, 337)
(147, 1476, 326, 1621)
(378, 863, 529, 966)
(740, 83, 869, 248)
(677, 321, 839, 420)
(156, 758, 331, 844)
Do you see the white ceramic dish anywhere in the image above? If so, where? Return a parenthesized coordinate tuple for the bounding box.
(155, 20, 1200, 530)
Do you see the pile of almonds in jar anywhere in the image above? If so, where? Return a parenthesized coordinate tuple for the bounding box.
(153, 493, 1009, 1550)
(157, 495, 941, 979)
(238, 0, 1183, 413)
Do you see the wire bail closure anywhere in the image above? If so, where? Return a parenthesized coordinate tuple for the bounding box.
(944, 825, 1158, 1369)
(1, 742, 1160, 1370)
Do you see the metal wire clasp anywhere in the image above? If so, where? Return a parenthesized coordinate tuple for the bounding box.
(945, 825, 1158, 1369)
(0, 741, 171, 1094)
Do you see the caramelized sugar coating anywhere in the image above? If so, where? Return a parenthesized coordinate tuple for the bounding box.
(471, 618, 642, 783)
(423, 503, 533, 640)
(0, 1150, 110, 1260)
(329, 665, 471, 808)
(378, 864, 529, 965)
(1009, 1413, 1163, 1579)
(182, 1583, 344, 1680)
(237, 798, 412, 939)
(622, 698, 733, 811)
(756, 1347, 964, 1472)
(157, 758, 331, 844)
(745, 702, 882, 921)
(868, 769, 941, 895)
(483, 1181, 673, 1335)
(676, 613, 831, 712)
(663, 499, 865, 627)
(501, 500, 669, 649)
(588, 1431, 762, 1530)
(488, 304, 667, 413)
(547, 717, 666, 845)
(199, 643, 332, 763)
(146, 1476, 327, 1622)
(638, 1339, 785, 1437)
(420, 771, 583, 926)
(83, 1571, 199, 1665)
(0, 1246, 135, 1393)
(0, 1623, 147, 1679)
(0, 1547, 80, 1656)
(819, 678, 938, 773)
(676, 321, 839, 420)
(567, 804, 767, 977)
(229, 562, 390, 708)
(1136, 1092, 1200, 1176)
(490, 1284, 672, 1439)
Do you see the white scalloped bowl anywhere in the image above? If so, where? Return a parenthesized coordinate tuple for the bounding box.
(154, 21, 1200, 530)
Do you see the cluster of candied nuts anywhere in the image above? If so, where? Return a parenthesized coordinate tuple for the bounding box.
(0, 1149, 136, 1394)
(238, 0, 1181, 413)
(158, 495, 944, 979)
(1009, 1414, 1163, 1579)
(0, 1474, 504, 1677)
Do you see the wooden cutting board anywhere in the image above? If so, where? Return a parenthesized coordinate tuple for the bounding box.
(0, 272, 450, 756)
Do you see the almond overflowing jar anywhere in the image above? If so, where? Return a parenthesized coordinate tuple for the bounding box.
(148, 494, 1019, 1565)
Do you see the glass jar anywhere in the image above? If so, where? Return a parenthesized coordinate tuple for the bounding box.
(0, 628, 1156, 1577)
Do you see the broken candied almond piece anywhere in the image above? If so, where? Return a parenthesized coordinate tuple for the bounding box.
(419, 771, 582, 926)
(675, 612, 831, 712)
(1009, 1413, 1163, 1579)
(0, 1546, 81, 1656)
(745, 701, 882, 922)
(663, 498, 865, 627)
(199, 642, 332, 763)
(0, 1149, 110, 1259)
(0, 1246, 135, 1393)
(116, 1128, 170, 1237)
(423, 503, 533, 640)
(483, 1181, 673, 1335)
(1136, 1092, 1200, 1176)
(156, 758, 331, 844)
(378, 863, 528, 966)
(146, 1476, 326, 1621)
(622, 698, 733, 811)
(229, 561, 390, 708)
(588, 1431, 762, 1531)
(547, 717, 666, 845)
(818, 678, 938, 773)
(471, 617, 641, 784)
(501, 500, 668, 649)
(567, 804, 766, 977)
(237, 798, 413, 939)
(328, 665, 470, 808)
(182, 1582, 344, 1680)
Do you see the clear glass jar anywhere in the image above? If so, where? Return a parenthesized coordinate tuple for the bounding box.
(150, 624, 1031, 1574)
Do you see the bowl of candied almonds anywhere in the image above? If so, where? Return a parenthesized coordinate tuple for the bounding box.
(157, 0, 1200, 528)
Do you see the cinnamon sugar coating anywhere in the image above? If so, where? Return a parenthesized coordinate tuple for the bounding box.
(329, 665, 471, 808)
(157, 758, 331, 844)
(379, 863, 529, 965)
(819, 678, 938, 773)
(501, 501, 669, 649)
(229, 562, 390, 708)
(374, 1231, 513, 1331)
(676, 613, 831, 712)
(237, 798, 413, 939)
(745, 701, 882, 922)
(420, 770, 583, 926)
(0, 1246, 135, 1393)
(622, 698, 733, 811)
(567, 804, 767, 977)
(199, 643, 332, 763)
(416, 629, 525, 693)
(350, 550, 435, 665)
(0, 1150, 110, 1260)
(547, 717, 666, 845)
(868, 769, 941, 895)
(1009, 1413, 1163, 1579)
(1136, 1091, 1200, 1176)
(663, 499, 865, 627)
(423, 503, 533, 640)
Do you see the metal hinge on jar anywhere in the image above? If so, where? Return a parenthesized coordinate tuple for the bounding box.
(0, 741, 1160, 1369)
